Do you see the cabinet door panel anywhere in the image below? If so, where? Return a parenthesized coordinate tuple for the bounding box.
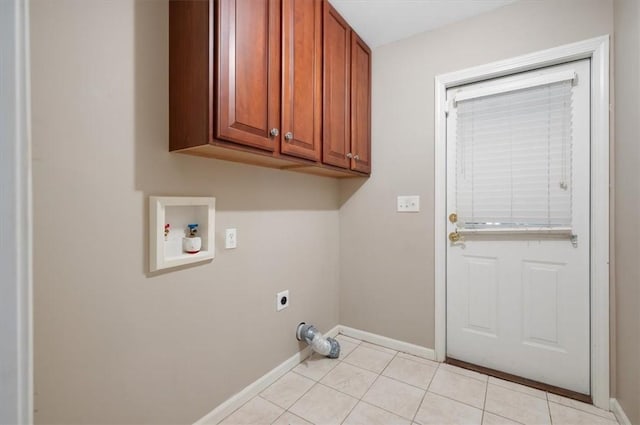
(281, 0, 322, 161)
(351, 32, 371, 174)
(322, 2, 350, 169)
(217, 0, 281, 151)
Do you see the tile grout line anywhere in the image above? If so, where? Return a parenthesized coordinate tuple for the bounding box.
(287, 355, 347, 422)
(281, 336, 365, 425)
(440, 363, 489, 383)
(480, 372, 489, 425)
(395, 354, 440, 368)
(339, 350, 399, 425)
(218, 390, 272, 425)
(269, 348, 351, 425)
(427, 366, 489, 412)
(410, 357, 441, 425)
(547, 400, 619, 423)
(381, 373, 432, 392)
(482, 383, 548, 425)
(218, 395, 283, 425)
(341, 363, 385, 424)
(251, 396, 288, 425)
(262, 364, 327, 425)
(487, 411, 527, 425)
(265, 375, 318, 424)
(269, 409, 287, 425)
(427, 389, 490, 416)
(372, 350, 438, 422)
(276, 410, 314, 425)
(547, 390, 554, 425)
(337, 348, 432, 424)
(548, 393, 618, 420)
(487, 379, 548, 401)
(359, 398, 423, 424)
(327, 336, 374, 424)
(341, 344, 398, 375)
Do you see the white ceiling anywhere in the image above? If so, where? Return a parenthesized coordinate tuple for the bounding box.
(329, 0, 517, 49)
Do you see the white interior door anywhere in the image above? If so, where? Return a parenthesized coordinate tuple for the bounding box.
(445, 60, 591, 395)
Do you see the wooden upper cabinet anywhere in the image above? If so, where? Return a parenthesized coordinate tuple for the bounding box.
(217, 0, 281, 152)
(350, 32, 372, 174)
(322, 1, 351, 169)
(169, 0, 371, 177)
(280, 0, 322, 161)
(322, 1, 371, 174)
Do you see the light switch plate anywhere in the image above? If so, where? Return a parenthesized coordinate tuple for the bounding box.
(225, 228, 237, 249)
(397, 195, 420, 212)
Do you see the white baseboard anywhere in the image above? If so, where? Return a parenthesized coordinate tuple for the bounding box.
(610, 398, 633, 425)
(338, 325, 437, 361)
(194, 325, 340, 425)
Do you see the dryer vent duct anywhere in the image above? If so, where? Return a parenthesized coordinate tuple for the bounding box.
(296, 322, 340, 359)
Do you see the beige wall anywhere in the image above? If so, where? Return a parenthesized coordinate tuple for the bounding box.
(339, 0, 613, 347)
(31, 1, 340, 423)
(613, 0, 640, 423)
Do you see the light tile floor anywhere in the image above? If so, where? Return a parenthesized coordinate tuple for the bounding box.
(218, 334, 619, 425)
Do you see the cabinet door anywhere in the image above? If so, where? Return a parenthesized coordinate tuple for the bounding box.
(350, 32, 371, 174)
(217, 0, 281, 151)
(322, 2, 351, 169)
(281, 0, 322, 161)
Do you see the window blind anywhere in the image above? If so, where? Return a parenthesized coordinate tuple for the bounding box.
(455, 79, 574, 230)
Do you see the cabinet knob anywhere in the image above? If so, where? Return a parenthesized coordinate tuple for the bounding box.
(269, 128, 279, 137)
(354, 154, 360, 160)
(346, 153, 353, 159)
(284, 132, 293, 142)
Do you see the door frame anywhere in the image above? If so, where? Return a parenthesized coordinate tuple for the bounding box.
(434, 35, 610, 409)
(0, 0, 33, 423)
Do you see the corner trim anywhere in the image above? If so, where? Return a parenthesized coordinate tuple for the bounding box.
(610, 399, 632, 425)
(434, 35, 610, 409)
(338, 326, 436, 361)
(193, 325, 340, 425)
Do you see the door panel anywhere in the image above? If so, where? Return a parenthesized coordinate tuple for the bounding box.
(281, 0, 322, 161)
(446, 60, 591, 395)
(351, 32, 371, 173)
(350, 32, 371, 173)
(322, 2, 350, 168)
(522, 261, 563, 348)
(217, 0, 280, 151)
(463, 256, 498, 337)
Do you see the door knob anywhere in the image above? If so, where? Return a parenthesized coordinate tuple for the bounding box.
(449, 231, 461, 242)
(346, 153, 353, 159)
(354, 154, 360, 160)
(269, 128, 279, 137)
(449, 213, 458, 223)
(284, 132, 293, 142)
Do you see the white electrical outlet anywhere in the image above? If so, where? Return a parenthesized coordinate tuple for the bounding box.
(276, 290, 289, 311)
(397, 195, 420, 212)
(225, 228, 237, 249)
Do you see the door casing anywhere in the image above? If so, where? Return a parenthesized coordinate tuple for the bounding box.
(433, 35, 610, 409)
(0, 0, 33, 423)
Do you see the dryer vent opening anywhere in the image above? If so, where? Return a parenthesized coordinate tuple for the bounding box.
(296, 322, 340, 359)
